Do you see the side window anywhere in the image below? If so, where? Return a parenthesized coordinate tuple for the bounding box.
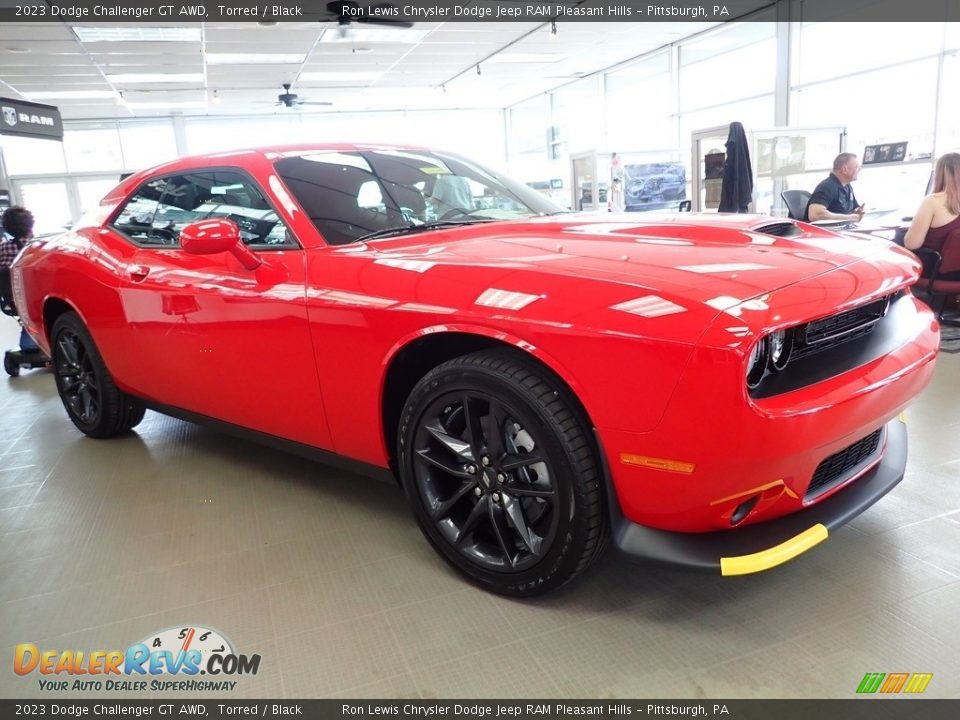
(196, 172, 297, 249)
(111, 179, 166, 244)
(112, 171, 297, 249)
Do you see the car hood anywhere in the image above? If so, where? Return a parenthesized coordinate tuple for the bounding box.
(362, 215, 907, 307)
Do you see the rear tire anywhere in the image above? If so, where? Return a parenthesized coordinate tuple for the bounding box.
(51, 312, 145, 438)
(398, 349, 608, 596)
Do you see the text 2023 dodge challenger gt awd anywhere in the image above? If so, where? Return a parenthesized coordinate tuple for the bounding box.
(11, 145, 939, 595)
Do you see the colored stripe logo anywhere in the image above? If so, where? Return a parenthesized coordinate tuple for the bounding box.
(857, 672, 933, 694)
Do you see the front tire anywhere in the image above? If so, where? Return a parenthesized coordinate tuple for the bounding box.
(51, 312, 145, 438)
(398, 350, 608, 596)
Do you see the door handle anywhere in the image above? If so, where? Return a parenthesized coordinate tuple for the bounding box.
(128, 264, 150, 282)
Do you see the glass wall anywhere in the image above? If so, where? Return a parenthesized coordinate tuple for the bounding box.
(938, 50, 960, 155)
(1, 109, 506, 224)
(678, 22, 776, 115)
(789, 21, 948, 214)
(4, 20, 960, 223)
(182, 110, 505, 161)
(605, 51, 674, 152)
(507, 95, 552, 179)
(505, 19, 958, 216)
(119, 121, 181, 171)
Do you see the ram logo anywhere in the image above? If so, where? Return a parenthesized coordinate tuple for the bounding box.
(2, 107, 17, 127)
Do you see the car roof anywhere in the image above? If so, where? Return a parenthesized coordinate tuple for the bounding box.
(106, 143, 439, 203)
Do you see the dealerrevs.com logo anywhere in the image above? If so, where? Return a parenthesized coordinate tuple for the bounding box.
(14, 626, 261, 693)
(856, 672, 933, 694)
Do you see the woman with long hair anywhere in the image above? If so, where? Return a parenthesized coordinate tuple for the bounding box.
(904, 152, 960, 254)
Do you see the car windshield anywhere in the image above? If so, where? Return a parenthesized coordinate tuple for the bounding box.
(273, 149, 564, 245)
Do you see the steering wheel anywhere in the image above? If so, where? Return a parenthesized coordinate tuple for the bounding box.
(148, 226, 179, 245)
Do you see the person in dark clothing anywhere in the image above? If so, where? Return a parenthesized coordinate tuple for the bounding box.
(804, 153, 864, 222)
(718, 121, 753, 213)
(1, 206, 40, 352)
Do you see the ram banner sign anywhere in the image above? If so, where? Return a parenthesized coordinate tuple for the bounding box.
(0, 98, 63, 141)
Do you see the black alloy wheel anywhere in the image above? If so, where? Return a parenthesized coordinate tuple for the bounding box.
(56, 327, 100, 426)
(413, 392, 559, 573)
(398, 350, 608, 596)
(51, 312, 146, 438)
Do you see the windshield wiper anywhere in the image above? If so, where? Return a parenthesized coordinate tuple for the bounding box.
(356, 219, 494, 242)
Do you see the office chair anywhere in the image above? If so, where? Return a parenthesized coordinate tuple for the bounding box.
(914, 227, 960, 327)
(781, 190, 812, 220)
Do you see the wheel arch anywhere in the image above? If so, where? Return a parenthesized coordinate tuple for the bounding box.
(42, 296, 82, 344)
(380, 326, 599, 479)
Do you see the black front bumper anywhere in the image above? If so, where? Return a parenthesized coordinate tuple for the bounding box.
(612, 417, 907, 574)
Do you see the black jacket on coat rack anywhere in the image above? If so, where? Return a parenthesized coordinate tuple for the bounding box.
(718, 121, 753, 213)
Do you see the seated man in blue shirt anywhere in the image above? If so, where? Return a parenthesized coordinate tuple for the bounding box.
(804, 152, 865, 223)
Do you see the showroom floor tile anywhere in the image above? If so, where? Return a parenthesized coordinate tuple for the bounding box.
(1, 321, 958, 699)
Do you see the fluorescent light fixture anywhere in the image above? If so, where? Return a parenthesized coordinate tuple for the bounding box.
(611, 296, 686, 318)
(74, 27, 201, 43)
(107, 73, 204, 84)
(124, 101, 207, 109)
(27, 90, 119, 100)
(205, 53, 305, 65)
(487, 53, 565, 63)
(298, 71, 381, 82)
(475, 288, 543, 311)
(319, 27, 430, 44)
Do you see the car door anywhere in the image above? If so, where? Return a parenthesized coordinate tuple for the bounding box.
(111, 169, 332, 449)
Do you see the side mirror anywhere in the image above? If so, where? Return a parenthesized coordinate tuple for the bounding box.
(180, 218, 260, 270)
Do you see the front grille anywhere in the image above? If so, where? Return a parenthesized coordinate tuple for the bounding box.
(792, 296, 891, 360)
(807, 428, 883, 499)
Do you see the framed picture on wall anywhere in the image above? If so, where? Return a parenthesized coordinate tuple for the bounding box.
(863, 142, 907, 165)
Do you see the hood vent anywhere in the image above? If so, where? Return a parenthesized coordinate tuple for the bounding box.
(754, 222, 802, 238)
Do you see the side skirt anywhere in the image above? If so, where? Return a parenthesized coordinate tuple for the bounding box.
(141, 400, 397, 485)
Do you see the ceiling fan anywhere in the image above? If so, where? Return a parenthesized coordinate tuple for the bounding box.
(323, 1, 414, 32)
(274, 83, 333, 108)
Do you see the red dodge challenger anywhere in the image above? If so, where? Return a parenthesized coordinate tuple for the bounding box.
(11, 145, 940, 595)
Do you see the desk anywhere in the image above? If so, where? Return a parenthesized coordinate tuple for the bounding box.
(810, 219, 857, 231)
(848, 223, 910, 245)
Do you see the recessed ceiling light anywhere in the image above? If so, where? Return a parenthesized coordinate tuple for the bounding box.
(74, 27, 201, 43)
(6, 46, 30, 54)
(107, 73, 204, 84)
(205, 53, 305, 65)
(298, 71, 381, 82)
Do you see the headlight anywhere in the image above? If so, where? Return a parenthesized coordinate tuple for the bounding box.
(768, 329, 793, 371)
(746, 337, 769, 389)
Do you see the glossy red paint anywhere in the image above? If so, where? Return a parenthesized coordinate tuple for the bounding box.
(12, 144, 940, 538)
